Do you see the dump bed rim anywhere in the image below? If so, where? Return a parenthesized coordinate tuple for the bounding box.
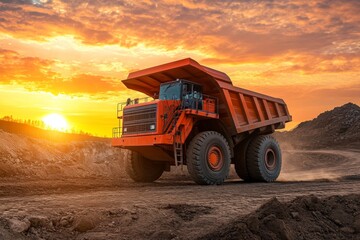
(122, 58, 231, 96)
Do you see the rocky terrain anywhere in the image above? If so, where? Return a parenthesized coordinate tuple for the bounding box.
(276, 103, 360, 149)
(0, 129, 125, 179)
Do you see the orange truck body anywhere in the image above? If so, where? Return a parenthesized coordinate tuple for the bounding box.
(112, 58, 291, 163)
(112, 58, 292, 184)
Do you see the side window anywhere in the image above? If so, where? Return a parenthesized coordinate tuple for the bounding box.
(193, 84, 202, 100)
(183, 83, 191, 99)
(159, 82, 182, 100)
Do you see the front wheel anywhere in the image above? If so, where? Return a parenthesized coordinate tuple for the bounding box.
(246, 135, 282, 182)
(186, 131, 231, 185)
(125, 150, 165, 182)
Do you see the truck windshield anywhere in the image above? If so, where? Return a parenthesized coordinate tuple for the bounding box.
(159, 82, 182, 100)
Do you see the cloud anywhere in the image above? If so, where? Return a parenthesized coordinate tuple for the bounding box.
(0, 0, 359, 96)
(0, 48, 55, 83)
(258, 53, 360, 77)
(0, 0, 359, 65)
(0, 1, 118, 45)
(50, 74, 122, 95)
(0, 48, 124, 95)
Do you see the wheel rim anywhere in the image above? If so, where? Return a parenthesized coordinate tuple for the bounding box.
(207, 146, 223, 171)
(265, 148, 276, 171)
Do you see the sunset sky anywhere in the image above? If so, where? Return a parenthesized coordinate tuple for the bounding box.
(0, 0, 359, 136)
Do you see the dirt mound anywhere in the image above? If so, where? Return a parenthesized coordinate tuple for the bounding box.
(0, 119, 105, 143)
(0, 130, 125, 179)
(276, 102, 360, 149)
(199, 194, 360, 240)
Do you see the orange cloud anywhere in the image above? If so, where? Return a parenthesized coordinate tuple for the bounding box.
(51, 74, 122, 95)
(0, 48, 124, 95)
(0, 0, 359, 64)
(0, 48, 55, 83)
(258, 54, 360, 77)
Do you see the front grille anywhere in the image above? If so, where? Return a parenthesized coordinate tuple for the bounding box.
(122, 104, 157, 135)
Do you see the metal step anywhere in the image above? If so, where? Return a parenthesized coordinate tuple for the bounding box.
(173, 129, 184, 169)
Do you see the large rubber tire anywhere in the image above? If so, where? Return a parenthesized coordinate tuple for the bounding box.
(234, 137, 252, 182)
(246, 135, 282, 182)
(125, 150, 165, 183)
(187, 131, 231, 185)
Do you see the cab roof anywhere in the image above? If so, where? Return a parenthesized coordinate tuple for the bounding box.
(122, 58, 232, 96)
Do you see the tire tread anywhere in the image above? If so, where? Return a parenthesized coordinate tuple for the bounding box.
(187, 131, 231, 185)
(246, 135, 281, 182)
(125, 150, 164, 182)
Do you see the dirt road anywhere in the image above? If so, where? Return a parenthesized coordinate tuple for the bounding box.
(280, 148, 360, 181)
(1, 178, 360, 239)
(0, 148, 359, 239)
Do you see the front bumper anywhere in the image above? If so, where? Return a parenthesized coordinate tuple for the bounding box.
(111, 134, 173, 147)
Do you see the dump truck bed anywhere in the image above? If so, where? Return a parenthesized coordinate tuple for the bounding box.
(218, 80, 291, 134)
(122, 58, 291, 136)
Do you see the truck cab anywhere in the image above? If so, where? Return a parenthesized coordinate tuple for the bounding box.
(159, 79, 203, 110)
(117, 79, 217, 138)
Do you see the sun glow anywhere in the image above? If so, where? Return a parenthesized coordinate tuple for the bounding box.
(42, 113, 69, 131)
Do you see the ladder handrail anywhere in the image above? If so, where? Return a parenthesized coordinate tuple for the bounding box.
(173, 125, 184, 168)
(162, 102, 180, 133)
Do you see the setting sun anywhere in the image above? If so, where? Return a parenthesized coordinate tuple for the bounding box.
(42, 113, 69, 131)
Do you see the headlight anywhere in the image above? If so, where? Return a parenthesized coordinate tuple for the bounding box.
(149, 124, 155, 130)
(123, 127, 127, 132)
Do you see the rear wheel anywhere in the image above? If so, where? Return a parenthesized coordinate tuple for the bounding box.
(125, 150, 165, 182)
(187, 131, 231, 185)
(234, 137, 253, 182)
(246, 135, 282, 182)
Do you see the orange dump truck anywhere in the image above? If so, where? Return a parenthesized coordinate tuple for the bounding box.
(112, 58, 291, 185)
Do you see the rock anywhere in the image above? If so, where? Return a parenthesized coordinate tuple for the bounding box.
(263, 214, 276, 223)
(59, 218, 69, 227)
(266, 219, 295, 240)
(59, 216, 73, 227)
(73, 214, 100, 232)
(8, 218, 31, 233)
(340, 227, 354, 234)
(28, 215, 49, 228)
(108, 221, 116, 227)
(290, 212, 299, 219)
(333, 219, 342, 226)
